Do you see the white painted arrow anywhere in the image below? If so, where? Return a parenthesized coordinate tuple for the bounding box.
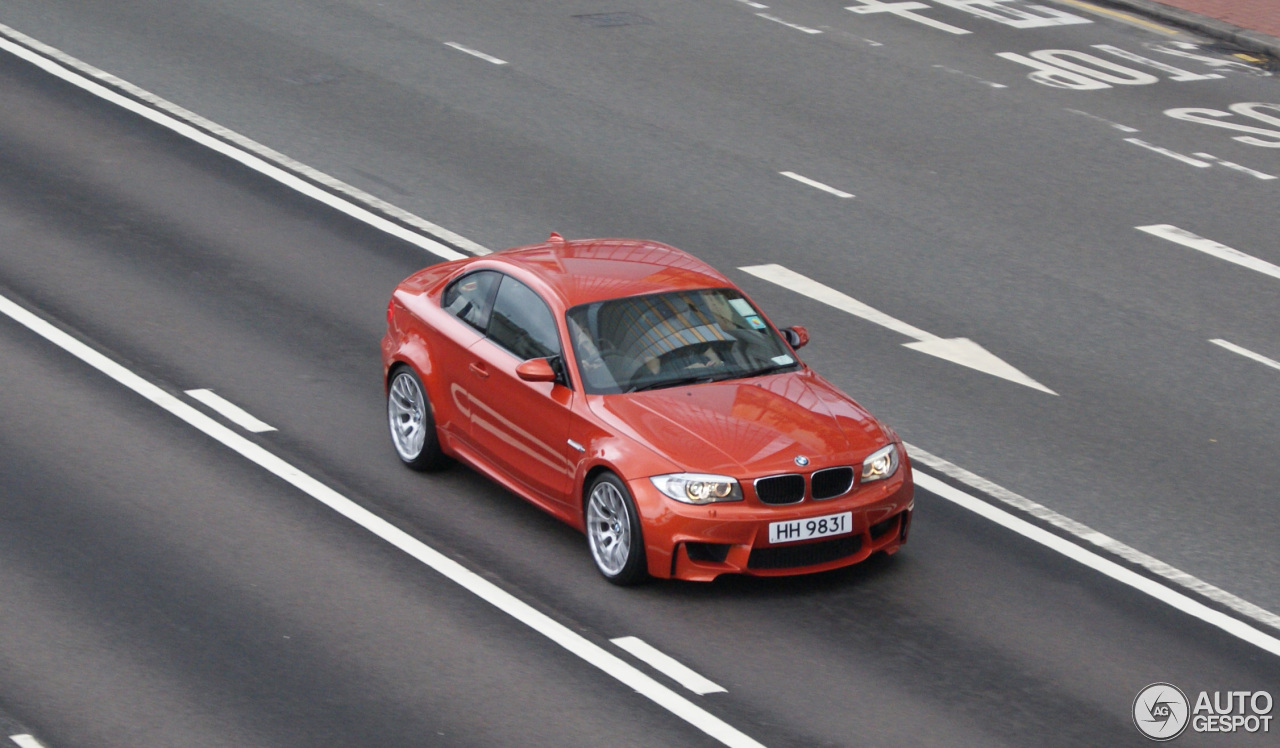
(740, 264, 1057, 394)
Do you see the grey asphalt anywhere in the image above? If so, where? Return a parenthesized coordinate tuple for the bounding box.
(0, 1, 1277, 745)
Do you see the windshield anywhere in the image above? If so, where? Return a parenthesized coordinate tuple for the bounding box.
(567, 288, 799, 394)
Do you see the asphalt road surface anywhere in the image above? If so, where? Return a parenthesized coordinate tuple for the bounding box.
(0, 1, 1277, 746)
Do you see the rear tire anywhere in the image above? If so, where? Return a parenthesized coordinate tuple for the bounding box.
(585, 472, 648, 585)
(387, 367, 448, 471)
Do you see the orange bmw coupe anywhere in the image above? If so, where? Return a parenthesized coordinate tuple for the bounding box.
(382, 235, 914, 584)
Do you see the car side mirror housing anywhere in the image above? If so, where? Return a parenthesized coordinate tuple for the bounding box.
(782, 325, 809, 350)
(516, 357, 559, 383)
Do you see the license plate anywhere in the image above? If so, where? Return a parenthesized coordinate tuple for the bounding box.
(768, 511, 853, 544)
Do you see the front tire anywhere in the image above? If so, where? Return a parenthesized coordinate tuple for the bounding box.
(387, 367, 448, 471)
(585, 472, 648, 585)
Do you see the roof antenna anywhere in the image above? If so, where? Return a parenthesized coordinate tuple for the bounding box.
(548, 231, 565, 242)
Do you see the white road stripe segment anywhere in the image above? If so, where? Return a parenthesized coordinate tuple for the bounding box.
(612, 637, 728, 695)
(914, 471, 1280, 657)
(1136, 224, 1280, 281)
(1211, 339, 1280, 372)
(1124, 139, 1211, 167)
(779, 172, 854, 198)
(906, 443, 1280, 634)
(10, 736, 47, 748)
(0, 25, 486, 259)
(444, 42, 508, 65)
(185, 389, 277, 433)
(0, 292, 766, 748)
(1191, 154, 1277, 180)
(756, 13, 823, 33)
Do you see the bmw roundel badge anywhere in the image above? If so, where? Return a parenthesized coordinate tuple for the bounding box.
(794, 456, 810, 466)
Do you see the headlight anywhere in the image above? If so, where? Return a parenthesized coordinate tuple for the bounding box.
(861, 444, 899, 483)
(650, 473, 743, 504)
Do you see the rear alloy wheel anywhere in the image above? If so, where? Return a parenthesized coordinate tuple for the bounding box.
(387, 367, 447, 471)
(585, 472, 647, 585)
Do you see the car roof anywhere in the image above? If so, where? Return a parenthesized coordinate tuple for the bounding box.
(492, 237, 734, 308)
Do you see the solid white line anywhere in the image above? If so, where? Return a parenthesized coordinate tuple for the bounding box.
(1136, 224, 1280, 281)
(779, 172, 853, 198)
(612, 637, 728, 695)
(185, 389, 277, 433)
(0, 293, 765, 748)
(905, 442, 1280, 634)
(444, 42, 508, 65)
(1211, 339, 1280, 372)
(756, 14, 823, 34)
(1124, 139, 1211, 167)
(10, 736, 46, 748)
(0, 23, 489, 258)
(913, 470, 1280, 657)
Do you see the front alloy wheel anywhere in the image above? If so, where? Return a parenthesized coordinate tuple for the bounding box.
(586, 473, 647, 585)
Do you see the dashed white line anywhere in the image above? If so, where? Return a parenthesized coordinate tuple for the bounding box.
(185, 389, 277, 433)
(1210, 339, 1280, 372)
(779, 171, 853, 198)
(0, 292, 766, 748)
(1136, 224, 1280, 281)
(10, 736, 46, 748)
(1065, 108, 1139, 133)
(444, 42, 508, 65)
(734, 0, 769, 8)
(612, 637, 728, 695)
(1124, 138, 1211, 167)
(0, 23, 489, 258)
(756, 13, 822, 34)
(933, 64, 1007, 89)
(1192, 153, 1277, 180)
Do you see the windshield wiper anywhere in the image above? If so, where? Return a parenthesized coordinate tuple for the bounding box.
(740, 361, 796, 378)
(627, 374, 717, 392)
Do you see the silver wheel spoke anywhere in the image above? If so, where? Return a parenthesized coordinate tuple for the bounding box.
(588, 481, 631, 576)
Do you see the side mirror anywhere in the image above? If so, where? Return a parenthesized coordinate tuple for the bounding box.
(515, 357, 558, 382)
(781, 325, 809, 350)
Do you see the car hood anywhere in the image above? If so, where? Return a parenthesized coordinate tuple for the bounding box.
(588, 370, 888, 476)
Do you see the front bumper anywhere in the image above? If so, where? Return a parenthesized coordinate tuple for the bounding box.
(629, 467, 914, 581)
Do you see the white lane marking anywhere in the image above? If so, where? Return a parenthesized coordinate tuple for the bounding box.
(0, 24, 489, 258)
(1136, 225, 1280, 281)
(185, 389, 277, 433)
(1191, 153, 1277, 180)
(1065, 108, 1139, 133)
(756, 13, 822, 34)
(734, 0, 769, 8)
(10, 736, 47, 748)
(779, 172, 854, 198)
(913, 470, 1280, 657)
(1211, 339, 1280, 372)
(933, 65, 1007, 88)
(1123, 138, 1211, 167)
(847, 1, 970, 34)
(612, 637, 728, 695)
(740, 264, 1056, 394)
(444, 42, 508, 66)
(905, 443, 1280, 633)
(0, 293, 765, 748)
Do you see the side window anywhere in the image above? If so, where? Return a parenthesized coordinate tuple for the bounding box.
(442, 270, 500, 331)
(487, 277, 561, 361)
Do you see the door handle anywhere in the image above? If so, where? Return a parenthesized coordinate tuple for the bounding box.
(468, 362, 490, 379)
